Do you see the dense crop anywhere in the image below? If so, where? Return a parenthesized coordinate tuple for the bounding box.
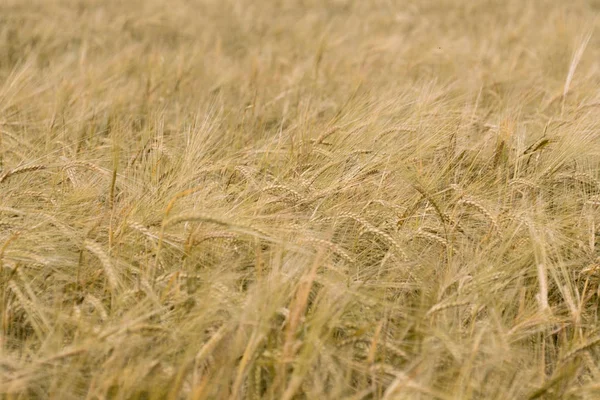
(2, 1, 600, 398)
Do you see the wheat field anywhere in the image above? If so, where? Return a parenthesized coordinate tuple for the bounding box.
(1, 0, 600, 399)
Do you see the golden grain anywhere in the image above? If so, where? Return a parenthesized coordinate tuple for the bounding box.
(458, 197, 500, 232)
(3, 1, 600, 397)
(0, 165, 46, 183)
(334, 211, 408, 260)
(299, 237, 355, 263)
(84, 239, 119, 291)
(561, 337, 600, 363)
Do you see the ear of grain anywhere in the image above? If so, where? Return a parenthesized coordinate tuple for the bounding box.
(85, 239, 119, 291)
(561, 337, 600, 363)
(334, 212, 408, 260)
(536, 263, 549, 312)
(299, 237, 355, 263)
(0, 165, 46, 183)
(5, 2, 600, 398)
(458, 197, 499, 232)
(563, 30, 593, 113)
(259, 184, 304, 203)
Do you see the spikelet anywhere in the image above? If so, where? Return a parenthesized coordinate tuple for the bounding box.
(191, 231, 237, 245)
(19, 190, 49, 200)
(62, 161, 108, 176)
(458, 197, 499, 232)
(84, 239, 119, 291)
(195, 324, 229, 364)
(234, 165, 257, 183)
(509, 178, 540, 190)
(7, 280, 35, 316)
(244, 225, 272, 241)
(425, 300, 471, 316)
(586, 195, 600, 206)
(36, 345, 87, 366)
(335, 212, 408, 260)
(499, 212, 533, 230)
(572, 172, 600, 188)
(348, 149, 373, 156)
(411, 184, 451, 230)
(536, 263, 549, 311)
(313, 147, 334, 159)
(128, 221, 154, 237)
(554, 172, 600, 189)
(299, 237, 355, 263)
(254, 364, 262, 400)
(369, 199, 406, 215)
(0, 164, 46, 183)
(336, 337, 372, 350)
(580, 262, 600, 275)
(86, 294, 109, 320)
(164, 186, 205, 216)
(413, 229, 452, 249)
(212, 282, 242, 306)
(380, 341, 408, 359)
(7, 279, 50, 335)
(0, 206, 26, 216)
(560, 337, 600, 362)
(164, 213, 230, 228)
(582, 351, 600, 376)
(314, 125, 339, 144)
(259, 184, 304, 202)
(370, 362, 405, 377)
(376, 126, 417, 141)
(128, 221, 183, 251)
(9, 250, 48, 266)
(306, 160, 338, 187)
(65, 166, 83, 187)
(449, 183, 464, 194)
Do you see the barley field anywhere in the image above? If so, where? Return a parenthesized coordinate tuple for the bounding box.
(2, 0, 600, 399)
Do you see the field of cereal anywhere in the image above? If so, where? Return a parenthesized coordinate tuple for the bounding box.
(2, 1, 600, 398)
